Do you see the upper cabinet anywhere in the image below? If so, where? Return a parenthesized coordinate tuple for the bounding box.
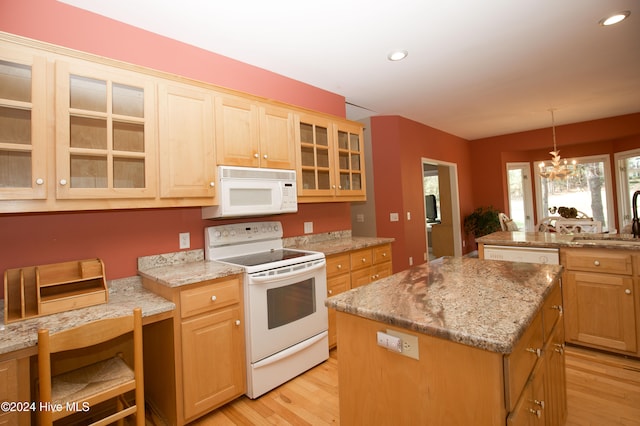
(0, 48, 47, 200)
(295, 112, 366, 202)
(158, 82, 216, 199)
(55, 60, 156, 199)
(215, 94, 295, 170)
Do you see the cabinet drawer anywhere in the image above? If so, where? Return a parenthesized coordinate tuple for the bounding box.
(326, 253, 350, 278)
(350, 248, 372, 271)
(180, 277, 241, 319)
(504, 311, 544, 412)
(373, 244, 391, 265)
(542, 283, 563, 341)
(563, 249, 633, 275)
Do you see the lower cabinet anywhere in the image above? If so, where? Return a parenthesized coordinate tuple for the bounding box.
(142, 275, 246, 426)
(326, 243, 393, 349)
(0, 356, 30, 426)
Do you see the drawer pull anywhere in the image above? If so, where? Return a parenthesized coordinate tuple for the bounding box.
(59, 179, 67, 186)
(554, 343, 565, 354)
(526, 347, 542, 357)
(211, 295, 217, 302)
(235, 320, 241, 326)
(328, 289, 333, 295)
(551, 304, 563, 314)
(36, 178, 44, 185)
(209, 181, 215, 187)
(382, 253, 387, 257)
(337, 264, 342, 269)
(594, 260, 600, 266)
(625, 289, 632, 295)
(529, 409, 542, 418)
(362, 258, 367, 263)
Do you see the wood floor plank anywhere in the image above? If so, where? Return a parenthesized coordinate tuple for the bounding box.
(184, 346, 640, 425)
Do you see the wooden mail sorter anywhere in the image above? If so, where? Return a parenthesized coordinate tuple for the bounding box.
(3, 258, 108, 323)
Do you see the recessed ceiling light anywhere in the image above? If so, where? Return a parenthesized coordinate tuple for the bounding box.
(387, 50, 408, 61)
(599, 10, 630, 26)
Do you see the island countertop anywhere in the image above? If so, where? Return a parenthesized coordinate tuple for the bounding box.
(477, 230, 640, 250)
(325, 256, 563, 354)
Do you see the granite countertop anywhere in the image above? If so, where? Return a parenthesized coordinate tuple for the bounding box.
(477, 231, 640, 250)
(325, 256, 563, 354)
(0, 276, 175, 356)
(284, 232, 395, 256)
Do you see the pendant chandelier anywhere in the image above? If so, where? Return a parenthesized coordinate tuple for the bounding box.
(538, 109, 575, 180)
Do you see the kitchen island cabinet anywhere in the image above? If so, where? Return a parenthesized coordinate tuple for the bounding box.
(326, 257, 565, 425)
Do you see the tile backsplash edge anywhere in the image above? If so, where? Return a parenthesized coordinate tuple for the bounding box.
(283, 230, 351, 246)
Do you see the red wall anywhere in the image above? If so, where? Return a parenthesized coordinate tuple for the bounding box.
(370, 116, 475, 272)
(469, 113, 640, 228)
(0, 0, 352, 285)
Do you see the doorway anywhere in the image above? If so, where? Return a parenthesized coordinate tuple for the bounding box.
(422, 158, 462, 259)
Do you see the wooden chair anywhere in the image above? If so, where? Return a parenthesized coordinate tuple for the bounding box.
(498, 213, 519, 231)
(37, 308, 145, 426)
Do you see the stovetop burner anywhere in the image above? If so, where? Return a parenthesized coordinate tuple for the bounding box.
(219, 249, 310, 267)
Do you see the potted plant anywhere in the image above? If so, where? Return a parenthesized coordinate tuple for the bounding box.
(464, 206, 501, 238)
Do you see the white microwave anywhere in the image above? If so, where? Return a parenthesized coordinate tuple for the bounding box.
(202, 166, 298, 219)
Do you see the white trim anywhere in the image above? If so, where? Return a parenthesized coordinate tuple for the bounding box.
(614, 148, 640, 228)
(506, 162, 535, 231)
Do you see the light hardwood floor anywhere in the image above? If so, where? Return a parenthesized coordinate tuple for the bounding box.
(153, 346, 640, 425)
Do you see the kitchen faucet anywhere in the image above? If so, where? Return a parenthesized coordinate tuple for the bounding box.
(633, 190, 640, 238)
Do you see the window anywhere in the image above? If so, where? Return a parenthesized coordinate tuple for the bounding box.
(506, 162, 534, 231)
(534, 154, 615, 232)
(614, 149, 640, 230)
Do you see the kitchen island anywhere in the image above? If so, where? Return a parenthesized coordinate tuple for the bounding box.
(326, 256, 565, 425)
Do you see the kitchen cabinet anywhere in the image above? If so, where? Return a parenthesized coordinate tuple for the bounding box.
(141, 275, 246, 425)
(326, 253, 351, 348)
(215, 95, 295, 169)
(295, 112, 366, 202)
(158, 81, 216, 199)
(0, 355, 30, 426)
(561, 248, 638, 355)
(349, 244, 392, 288)
(0, 48, 47, 201)
(55, 59, 156, 200)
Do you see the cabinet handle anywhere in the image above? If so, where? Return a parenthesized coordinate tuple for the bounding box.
(211, 295, 217, 302)
(526, 347, 542, 357)
(594, 260, 600, 266)
(263, 154, 268, 159)
(36, 178, 44, 185)
(362, 258, 367, 263)
(235, 320, 241, 326)
(382, 253, 387, 257)
(625, 289, 632, 295)
(209, 181, 215, 187)
(254, 153, 259, 158)
(551, 304, 563, 314)
(59, 179, 67, 186)
(332, 184, 336, 189)
(534, 399, 545, 409)
(554, 343, 565, 354)
(528, 409, 542, 418)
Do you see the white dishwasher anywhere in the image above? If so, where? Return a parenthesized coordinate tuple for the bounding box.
(482, 245, 559, 265)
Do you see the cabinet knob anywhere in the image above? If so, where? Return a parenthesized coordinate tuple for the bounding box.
(337, 264, 342, 269)
(554, 343, 565, 354)
(235, 319, 241, 326)
(209, 181, 215, 187)
(526, 347, 542, 357)
(529, 409, 542, 418)
(211, 295, 217, 302)
(551, 304, 563, 314)
(362, 258, 367, 263)
(59, 179, 67, 186)
(382, 253, 387, 257)
(332, 184, 336, 189)
(534, 399, 545, 409)
(328, 289, 333, 295)
(254, 153, 259, 158)
(263, 154, 268, 159)
(36, 178, 44, 185)
(625, 289, 632, 295)
(594, 260, 600, 266)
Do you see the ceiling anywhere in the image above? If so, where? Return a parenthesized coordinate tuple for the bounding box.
(60, 0, 640, 140)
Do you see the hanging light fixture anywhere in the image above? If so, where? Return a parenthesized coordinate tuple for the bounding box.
(538, 109, 576, 180)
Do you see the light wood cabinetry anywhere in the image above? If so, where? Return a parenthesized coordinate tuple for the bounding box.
(158, 82, 216, 199)
(55, 59, 156, 199)
(0, 47, 47, 201)
(325, 243, 392, 348)
(295, 112, 366, 202)
(561, 248, 638, 355)
(215, 95, 295, 169)
(141, 275, 245, 425)
(0, 355, 30, 426)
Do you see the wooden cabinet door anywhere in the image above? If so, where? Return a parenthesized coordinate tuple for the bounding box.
(181, 305, 245, 421)
(215, 94, 259, 167)
(295, 113, 335, 197)
(327, 273, 350, 348)
(55, 60, 157, 199)
(544, 322, 567, 426)
(333, 120, 365, 199)
(158, 82, 216, 198)
(0, 48, 48, 201)
(564, 271, 637, 353)
(259, 103, 295, 169)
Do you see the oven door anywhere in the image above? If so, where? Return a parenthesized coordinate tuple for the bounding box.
(246, 258, 327, 363)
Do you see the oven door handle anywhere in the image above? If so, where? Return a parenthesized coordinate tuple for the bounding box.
(249, 260, 326, 284)
(253, 331, 328, 369)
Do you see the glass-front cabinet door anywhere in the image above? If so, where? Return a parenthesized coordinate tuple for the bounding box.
(55, 61, 156, 199)
(295, 113, 335, 197)
(0, 52, 47, 200)
(334, 121, 365, 197)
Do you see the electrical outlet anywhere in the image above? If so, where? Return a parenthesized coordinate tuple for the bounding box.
(376, 331, 402, 353)
(304, 222, 314, 234)
(179, 232, 190, 249)
(390, 213, 399, 222)
(387, 329, 420, 360)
